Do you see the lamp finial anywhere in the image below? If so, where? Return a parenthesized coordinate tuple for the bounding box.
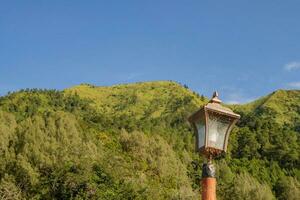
(213, 91, 218, 98)
(210, 91, 222, 103)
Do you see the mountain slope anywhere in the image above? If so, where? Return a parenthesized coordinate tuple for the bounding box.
(65, 81, 206, 118)
(233, 89, 300, 126)
(0, 81, 298, 200)
(65, 81, 208, 134)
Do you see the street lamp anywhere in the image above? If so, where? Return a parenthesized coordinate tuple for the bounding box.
(188, 91, 240, 200)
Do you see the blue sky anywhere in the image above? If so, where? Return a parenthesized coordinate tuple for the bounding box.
(1, 1, 300, 103)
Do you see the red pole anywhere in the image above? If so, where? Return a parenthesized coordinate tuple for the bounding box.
(202, 177, 216, 200)
(201, 162, 216, 200)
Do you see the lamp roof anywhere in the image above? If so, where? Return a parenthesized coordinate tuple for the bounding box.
(188, 91, 240, 122)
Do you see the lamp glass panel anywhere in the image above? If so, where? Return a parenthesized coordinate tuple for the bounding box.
(196, 120, 205, 148)
(207, 114, 231, 150)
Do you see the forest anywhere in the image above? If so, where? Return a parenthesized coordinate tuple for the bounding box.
(0, 81, 299, 199)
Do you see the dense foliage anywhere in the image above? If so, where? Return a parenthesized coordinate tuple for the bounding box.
(0, 81, 299, 199)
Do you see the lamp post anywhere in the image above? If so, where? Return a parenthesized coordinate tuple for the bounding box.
(188, 92, 240, 200)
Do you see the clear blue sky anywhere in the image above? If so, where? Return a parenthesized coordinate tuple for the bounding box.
(1, 1, 300, 103)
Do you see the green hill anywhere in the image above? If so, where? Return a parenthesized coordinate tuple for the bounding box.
(0, 81, 299, 199)
(233, 89, 300, 126)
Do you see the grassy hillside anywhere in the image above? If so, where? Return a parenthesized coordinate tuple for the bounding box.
(65, 81, 206, 121)
(233, 89, 300, 126)
(0, 81, 299, 199)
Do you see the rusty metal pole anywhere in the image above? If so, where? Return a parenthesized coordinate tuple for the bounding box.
(201, 161, 216, 200)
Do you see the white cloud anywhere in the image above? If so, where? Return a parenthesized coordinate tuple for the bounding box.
(125, 73, 142, 80)
(224, 93, 256, 104)
(219, 86, 257, 104)
(284, 61, 300, 71)
(117, 72, 144, 82)
(287, 82, 300, 88)
(225, 100, 241, 104)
